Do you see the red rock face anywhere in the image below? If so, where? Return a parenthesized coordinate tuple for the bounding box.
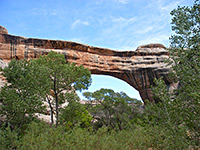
(0, 26, 8, 34)
(0, 26, 173, 103)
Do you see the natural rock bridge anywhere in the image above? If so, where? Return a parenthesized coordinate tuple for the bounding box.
(0, 26, 175, 103)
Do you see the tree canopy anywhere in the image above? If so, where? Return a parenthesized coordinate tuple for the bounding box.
(34, 51, 92, 126)
(0, 51, 92, 127)
(0, 59, 47, 128)
(0, 1, 199, 149)
(83, 88, 143, 130)
(149, 0, 200, 145)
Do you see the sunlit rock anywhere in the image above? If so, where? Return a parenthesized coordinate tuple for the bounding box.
(0, 26, 174, 103)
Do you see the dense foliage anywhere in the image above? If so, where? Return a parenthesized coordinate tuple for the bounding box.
(83, 88, 143, 131)
(0, 59, 47, 128)
(59, 93, 93, 129)
(149, 0, 200, 146)
(0, 51, 92, 127)
(170, 0, 200, 142)
(34, 51, 91, 126)
(0, 1, 199, 149)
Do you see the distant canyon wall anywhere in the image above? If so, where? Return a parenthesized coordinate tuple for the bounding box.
(0, 26, 176, 103)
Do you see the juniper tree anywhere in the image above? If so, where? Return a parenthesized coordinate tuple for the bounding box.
(35, 51, 91, 126)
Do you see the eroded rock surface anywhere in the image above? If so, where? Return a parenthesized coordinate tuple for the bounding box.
(0, 60, 8, 88)
(0, 26, 8, 34)
(0, 26, 173, 103)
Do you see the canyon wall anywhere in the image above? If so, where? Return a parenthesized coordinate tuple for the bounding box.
(0, 26, 175, 103)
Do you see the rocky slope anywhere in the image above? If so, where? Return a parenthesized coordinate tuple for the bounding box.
(0, 26, 175, 103)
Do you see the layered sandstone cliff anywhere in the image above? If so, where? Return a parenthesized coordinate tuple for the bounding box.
(0, 26, 174, 103)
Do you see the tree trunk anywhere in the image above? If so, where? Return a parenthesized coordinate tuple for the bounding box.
(46, 95, 54, 126)
(55, 93, 59, 127)
(53, 77, 59, 127)
(50, 106, 54, 126)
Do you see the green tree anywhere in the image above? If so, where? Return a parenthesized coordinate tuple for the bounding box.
(169, 0, 200, 144)
(148, 0, 200, 147)
(145, 78, 190, 149)
(0, 51, 91, 128)
(35, 51, 92, 126)
(0, 124, 19, 150)
(83, 88, 143, 130)
(59, 92, 92, 129)
(0, 59, 47, 128)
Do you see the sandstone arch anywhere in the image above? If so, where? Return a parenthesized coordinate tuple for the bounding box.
(0, 26, 175, 103)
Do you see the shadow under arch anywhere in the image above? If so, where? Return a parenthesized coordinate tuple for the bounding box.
(0, 28, 172, 103)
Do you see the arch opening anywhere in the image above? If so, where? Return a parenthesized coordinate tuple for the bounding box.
(77, 74, 142, 102)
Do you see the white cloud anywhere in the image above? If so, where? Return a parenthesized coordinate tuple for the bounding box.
(136, 26, 153, 34)
(110, 16, 137, 30)
(99, 16, 137, 40)
(115, 0, 130, 4)
(112, 16, 137, 24)
(146, 0, 183, 15)
(71, 19, 89, 29)
(159, 0, 183, 12)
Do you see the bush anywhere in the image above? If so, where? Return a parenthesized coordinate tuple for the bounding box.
(0, 124, 19, 150)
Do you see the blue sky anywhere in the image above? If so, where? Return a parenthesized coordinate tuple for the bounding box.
(1, 0, 193, 101)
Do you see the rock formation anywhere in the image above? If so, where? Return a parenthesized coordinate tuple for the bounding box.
(0, 26, 175, 103)
(0, 59, 8, 88)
